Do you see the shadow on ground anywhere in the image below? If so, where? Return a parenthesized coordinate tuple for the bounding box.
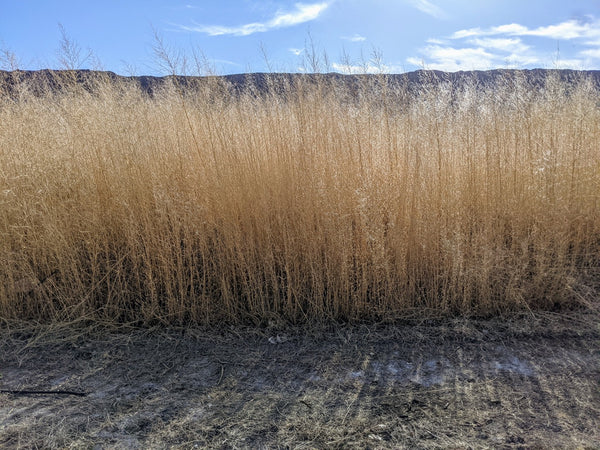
(1, 311, 599, 449)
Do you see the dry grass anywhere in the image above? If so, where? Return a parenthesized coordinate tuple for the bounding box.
(0, 71, 599, 325)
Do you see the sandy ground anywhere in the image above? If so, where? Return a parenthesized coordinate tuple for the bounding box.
(1, 311, 599, 449)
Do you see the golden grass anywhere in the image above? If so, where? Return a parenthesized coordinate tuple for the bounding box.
(0, 71, 598, 325)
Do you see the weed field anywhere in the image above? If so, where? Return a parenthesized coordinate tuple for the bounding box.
(1, 70, 599, 325)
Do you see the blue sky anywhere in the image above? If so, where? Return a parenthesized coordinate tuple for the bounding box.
(1, 0, 600, 75)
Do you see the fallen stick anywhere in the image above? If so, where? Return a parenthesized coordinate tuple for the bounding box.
(0, 389, 87, 397)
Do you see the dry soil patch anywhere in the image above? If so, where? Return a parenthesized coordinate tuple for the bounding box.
(1, 312, 599, 448)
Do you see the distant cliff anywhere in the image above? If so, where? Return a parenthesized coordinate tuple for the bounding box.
(1, 68, 599, 98)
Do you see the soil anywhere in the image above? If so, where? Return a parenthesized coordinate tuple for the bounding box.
(1, 311, 599, 449)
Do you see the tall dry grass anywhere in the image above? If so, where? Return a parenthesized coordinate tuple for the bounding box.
(0, 72, 598, 325)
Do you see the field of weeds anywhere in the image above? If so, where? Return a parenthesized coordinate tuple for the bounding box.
(1, 70, 599, 325)
(1, 68, 600, 449)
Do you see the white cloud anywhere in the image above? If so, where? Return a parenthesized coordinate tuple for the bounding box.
(491, 24, 530, 36)
(426, 38, 446, 45)
(332, 61, 404, 74)
(407, 40, 543, 72)
(407, 45, 495, 71)
(406, 57, 425, 69)
(342, 34, 367, 42)
(468, 37, 530, 54)
(413, 17, 600, 71)
(289, 48, 304, 56)
(585, 39, 600, 48)
(212, 59, 241, 67)
(333, 62, 377, 74)
(406, 0, 447, 20)
(551, 58, 585, 69)
(451, 19, 600, 41)
(580, 48, 600, 59)
(179, 2, 330, 36)
(450, 28, 482, 40)
(526, 21, 597, 40)
(503, 53, 540, 67)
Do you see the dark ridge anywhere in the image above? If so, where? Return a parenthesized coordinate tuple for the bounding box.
(1, 68, 600, 99)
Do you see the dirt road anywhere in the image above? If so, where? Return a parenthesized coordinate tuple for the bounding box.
(1, 312, 599, 448)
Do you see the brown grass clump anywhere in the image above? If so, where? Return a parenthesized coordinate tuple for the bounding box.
(0, 71, 598, 325)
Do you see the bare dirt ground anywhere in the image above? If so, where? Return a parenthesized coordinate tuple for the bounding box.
(1, 311, 599, 449)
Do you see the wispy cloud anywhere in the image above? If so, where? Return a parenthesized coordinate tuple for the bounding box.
(212, 59, 242, 67)
(426, 38, 446, 45)
(467, 37, 530, 54)
(332, 62, 378, 74)
(342, 34, 366, 42)
(406, 0, 447, 20)
(581, 48, 600, 59)
(178, 2, 330, 36)
(407, 42, 544, 72)
(451, 19, 600, 41)
(503, 53, 541, 67)
(332, 61, 403, 74)
(407, 46, 496, 71)
(409, 17, 600, 71)
(289, 48, 304, 56)
(331, 59, 405, 74)
(451, 24, 525, 40)
(550, 58, 586, 69)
